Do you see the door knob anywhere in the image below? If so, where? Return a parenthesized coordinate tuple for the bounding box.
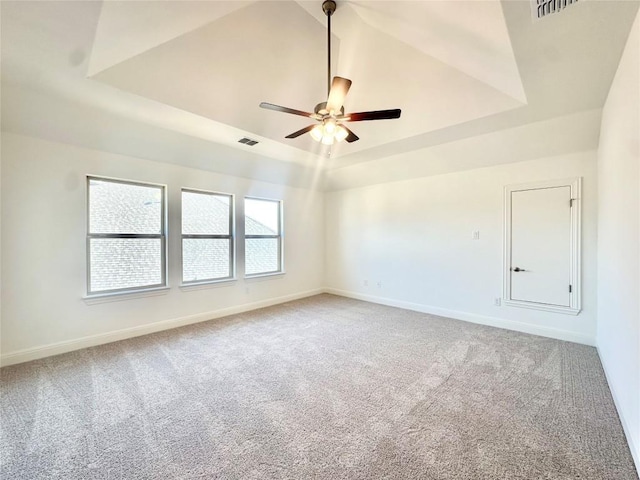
(511, 267, 526, 272)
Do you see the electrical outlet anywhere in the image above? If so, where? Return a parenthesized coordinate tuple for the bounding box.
(363, 280, 368, 287)
(377, 281, 382, 288)
(494, 297, 501, 306)
(472, 230, 480, 240)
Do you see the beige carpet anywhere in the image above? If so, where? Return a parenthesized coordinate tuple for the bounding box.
(1, 294, 637, 479)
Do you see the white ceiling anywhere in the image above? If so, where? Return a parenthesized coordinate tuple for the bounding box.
(1, 0, 638, 186)
(89, 0, 525, 157)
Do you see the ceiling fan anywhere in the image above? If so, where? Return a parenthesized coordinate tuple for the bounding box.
(259, 0, 401, 145)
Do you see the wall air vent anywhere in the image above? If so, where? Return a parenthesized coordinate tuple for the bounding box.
(238, 137, 259, 146)
(533, 0, 578, 20)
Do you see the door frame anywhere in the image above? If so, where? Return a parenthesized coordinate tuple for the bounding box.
(503, 177, 582, 315)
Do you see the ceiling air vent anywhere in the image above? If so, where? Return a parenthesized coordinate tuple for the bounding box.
(238, 137, 259, 146)
(533, 0, 578, 20)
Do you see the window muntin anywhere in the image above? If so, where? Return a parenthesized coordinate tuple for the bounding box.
(181, 189, 234, 284)
(87, 177, 166, 295)
(244, 197, 282, 276)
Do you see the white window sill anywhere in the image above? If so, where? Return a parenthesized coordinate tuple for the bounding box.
(245, 271, 286, 281)
(180, 278, 237, 291)
(83, 286, 170, 305)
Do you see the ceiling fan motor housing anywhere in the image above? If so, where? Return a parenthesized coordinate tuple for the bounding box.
(314, 102, 344, 117)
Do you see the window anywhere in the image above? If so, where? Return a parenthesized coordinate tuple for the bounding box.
(181, 189, 234, 284)
(87, 177, 166, 295)
(244, 197, 282, 276)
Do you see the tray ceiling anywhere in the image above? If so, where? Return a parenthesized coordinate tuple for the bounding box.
(1, 0, 638, 178)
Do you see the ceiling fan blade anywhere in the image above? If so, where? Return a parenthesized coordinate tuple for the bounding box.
(325, 76, 352, 113)
(342, 125, 359, 143)
(344, 109, 402, 122)
(285, 125, 317, 139)
(259, 102, 314, 118)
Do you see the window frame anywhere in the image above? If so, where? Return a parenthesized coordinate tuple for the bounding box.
(86, 175, 167, 296)
(244, 196, 284, 277)
(180, 188, 235, 285)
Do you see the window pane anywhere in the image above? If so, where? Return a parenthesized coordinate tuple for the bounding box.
(245, 238, 279, 275)
(182, 191, 230, 235)
(245, 198, 279, 235)
(89, 179, 162, 234)
(89, 238, 162, 292)
(182, 239, 230, 282)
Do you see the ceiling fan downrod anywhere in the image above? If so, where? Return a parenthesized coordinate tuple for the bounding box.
(322, 0, 336, 96)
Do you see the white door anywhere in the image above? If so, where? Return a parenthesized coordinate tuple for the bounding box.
(509, 186, 572, 307)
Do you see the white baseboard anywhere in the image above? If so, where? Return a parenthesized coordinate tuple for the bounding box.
(0, 288, 324, 367)
(597, 346, 640, 474)
(325, 288, 596, 346)
(0, 287, 596, 364)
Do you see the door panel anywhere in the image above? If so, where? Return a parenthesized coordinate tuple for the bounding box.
(510, 186, 571, 307)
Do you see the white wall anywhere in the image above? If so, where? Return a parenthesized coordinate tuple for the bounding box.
(597, 11, 640, 469)
(0, 132, 325, 365)
(325, 151, 598, 345)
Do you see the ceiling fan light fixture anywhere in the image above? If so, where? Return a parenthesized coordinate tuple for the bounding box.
(310, 124, 324, 142)
(324, 118, 337, 134)
(321, 135, 335, 146)
(335, 125, 348, 142)
(310, 119, 348, 145)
